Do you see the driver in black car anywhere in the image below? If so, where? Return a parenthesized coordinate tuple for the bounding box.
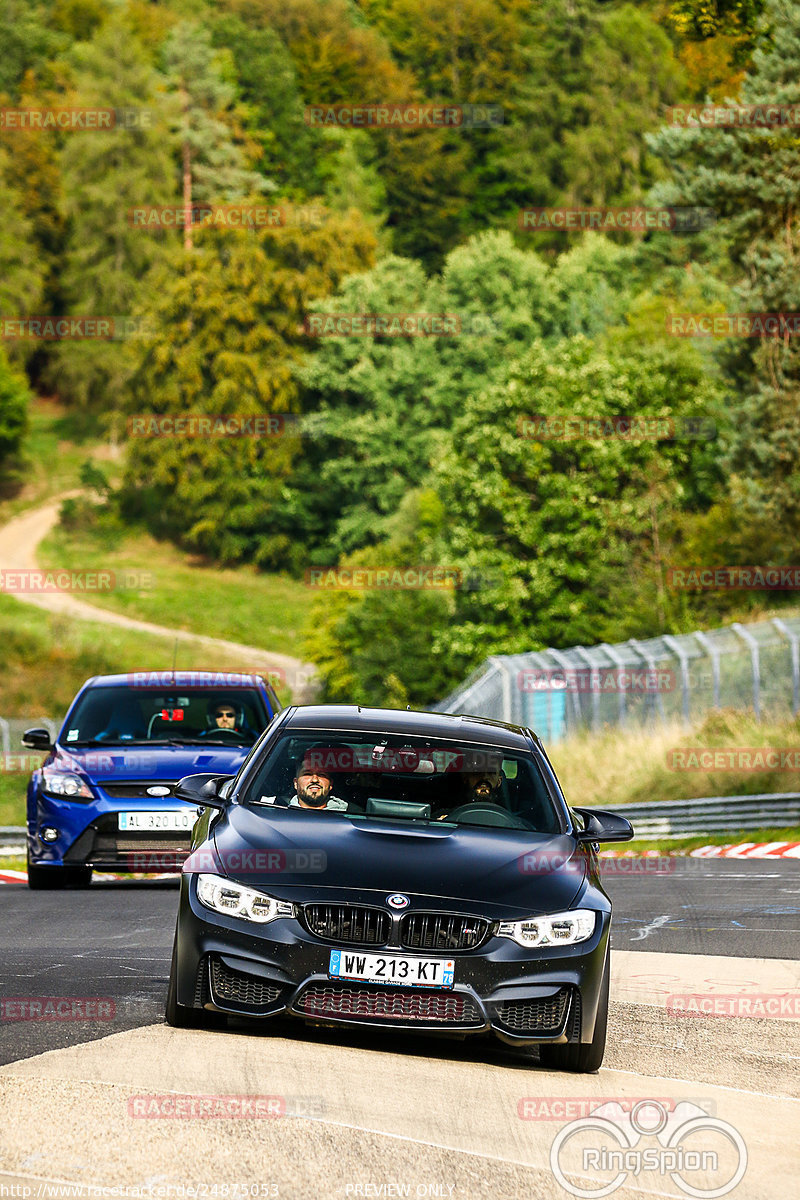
(437, 754, 505, 820)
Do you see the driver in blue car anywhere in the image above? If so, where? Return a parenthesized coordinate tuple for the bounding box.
(199, 700, 253, 739)
(211, 703, 238, 731)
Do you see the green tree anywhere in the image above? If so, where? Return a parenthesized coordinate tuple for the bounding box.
(162, 20, 270, 251)
(0, 146, 46, 343)
(122, 212, 376, 566)
(649, 0, 800, 560)
(0, 346, 30, 481)
(286, 231, 643, 561)
(426, 336, 723, 659)
(46, 14, 178, 413)
(0, 1, 67, 99)
(484, 1, 685, 239)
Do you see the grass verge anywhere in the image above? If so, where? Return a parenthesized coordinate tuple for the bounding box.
(37, 516, 313, 659)
(550, 708, 800, 806)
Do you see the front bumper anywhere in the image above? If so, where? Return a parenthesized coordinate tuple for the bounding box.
(27, 790, 195, 872)
(174, 876, 610, 1046)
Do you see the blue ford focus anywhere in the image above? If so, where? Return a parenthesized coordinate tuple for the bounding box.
(22, 671, 281, 889)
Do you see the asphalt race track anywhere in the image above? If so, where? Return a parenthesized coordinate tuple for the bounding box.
(1, 859, 798, 1199)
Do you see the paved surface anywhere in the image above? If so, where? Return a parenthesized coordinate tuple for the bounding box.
(1, 858, 798, 1066)
(1, 823, 798, 1197)
(0, 498, 317, 699)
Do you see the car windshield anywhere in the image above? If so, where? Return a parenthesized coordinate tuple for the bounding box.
(240, 732, 562, 833)
(61, 686, 271, 746)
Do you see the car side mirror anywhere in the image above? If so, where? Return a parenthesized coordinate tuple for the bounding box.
(571, 806, 634, 843)
(22, 728, 53, 751)
(175, 773, 233, 810)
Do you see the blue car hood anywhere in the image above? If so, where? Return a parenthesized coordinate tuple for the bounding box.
(53, 743, 249, 783)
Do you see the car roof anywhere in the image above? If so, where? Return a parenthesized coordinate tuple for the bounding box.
(281, 705, 539, 751)
(79, 672, 271, 688)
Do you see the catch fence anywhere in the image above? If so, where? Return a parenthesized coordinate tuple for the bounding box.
(436, 616, 800, 742)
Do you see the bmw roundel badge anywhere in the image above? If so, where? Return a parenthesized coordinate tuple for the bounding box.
(387, 893, 410, 910)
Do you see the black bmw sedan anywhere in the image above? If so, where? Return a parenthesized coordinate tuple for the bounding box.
(166, 705, 633, 1072)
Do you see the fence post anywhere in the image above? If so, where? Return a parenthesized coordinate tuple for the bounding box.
(731, 623, 761, 720)
(599, 643, 628, 726)
(572, 647, 600, 732)
(772, 618, 799, 716)
(626, 639, 665, 723)
(0, 718, 9, 756)
(546, 647, 583, 731)
(662, 635, 691, 725)
(694, 631, 720, 709)
(488, 657, 513, 724)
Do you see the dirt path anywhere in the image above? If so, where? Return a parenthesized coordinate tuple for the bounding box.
(0, 496, 317, 701)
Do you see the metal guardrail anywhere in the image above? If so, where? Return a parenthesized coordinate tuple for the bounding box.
(0, 827, 26, 848)
(606, 792, 800, 839)
(2, 794, 799, 852)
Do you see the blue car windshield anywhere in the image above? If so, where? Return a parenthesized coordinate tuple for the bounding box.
(240, 732, 563, 833)
(61, 686, 271, 746)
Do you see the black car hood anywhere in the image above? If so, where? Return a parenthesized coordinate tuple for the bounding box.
(207, 804, 589, 917)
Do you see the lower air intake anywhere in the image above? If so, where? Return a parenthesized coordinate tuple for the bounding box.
(494, 989, 571, 1034)
(294, 981, 483, 1026)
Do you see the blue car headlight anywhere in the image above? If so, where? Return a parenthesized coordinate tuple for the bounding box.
(196, 873, 295, 924)
(496, 909, 596, 948)
(41, 768, 93, 801)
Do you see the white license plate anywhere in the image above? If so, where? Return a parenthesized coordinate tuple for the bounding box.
(329, 949, 454, 989)
(117, 810, 196, 832)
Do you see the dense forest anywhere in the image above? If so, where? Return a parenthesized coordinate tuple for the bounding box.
(1, 0, 798, 706)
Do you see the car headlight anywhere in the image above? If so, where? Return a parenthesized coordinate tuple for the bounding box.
(196, 873, 295, 924)
(41, 768, 93, 800)
(496, 909, 596, 948)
